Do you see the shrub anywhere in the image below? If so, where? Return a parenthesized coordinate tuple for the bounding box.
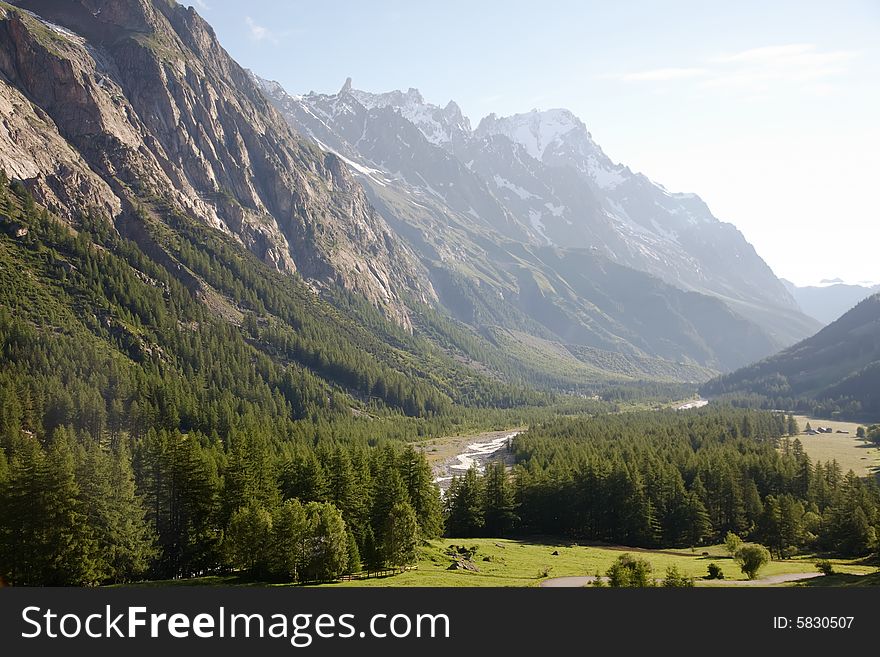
(606, 554, 654, 587)
(724, 531, 743, 557)
(706, 562, 724, 580)
(662, 565, 694, 587)
(734, 543, 771, 580)
(815, 559, 835, 576)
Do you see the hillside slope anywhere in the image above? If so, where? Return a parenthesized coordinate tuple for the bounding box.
(782, 279, 880, 325)
(701, 294, 880, 417)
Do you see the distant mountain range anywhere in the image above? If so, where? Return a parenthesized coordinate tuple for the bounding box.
(257, 75, 820, 373)
(782, 279, 880, 325)
(702, 293, 880, 417)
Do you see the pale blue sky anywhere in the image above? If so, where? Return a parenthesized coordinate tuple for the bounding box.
(193, 0, 880, 286)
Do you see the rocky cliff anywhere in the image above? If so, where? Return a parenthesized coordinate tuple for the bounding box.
(0, 0, 434, 326)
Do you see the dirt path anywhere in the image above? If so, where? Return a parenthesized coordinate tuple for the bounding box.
(540, 576, 600, 587)
(539, 572, 824, 587)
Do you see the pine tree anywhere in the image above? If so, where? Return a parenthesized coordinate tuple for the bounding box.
(683, 491, 712, 547)
(444, 466, 484, 537)
(222, 431, 279, 525)
(743, 479, 764, 531)
(345, 528, 361, 575)
(136, 430, 220, 578)
(383, 501, 419, 570)
(0, 446, 9, 585)
(1, 435, 43, 584)
(281, 450, 327, 503)
(757, 496, 783, 558)
(371, 447, 409, 548)
(106, 443, 156, 582)
(40, 428, 98, 585)
(399, 445, 443, 538)
(74, 439, 116, 582)
(326, 447, 356, 521)
(483, 460, 517, 536)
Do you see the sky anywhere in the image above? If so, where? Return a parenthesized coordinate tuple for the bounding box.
(193, 0, 879, 287)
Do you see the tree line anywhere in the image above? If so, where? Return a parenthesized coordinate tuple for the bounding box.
(443, 407, 880, 558)
(0, 414, 442, 584)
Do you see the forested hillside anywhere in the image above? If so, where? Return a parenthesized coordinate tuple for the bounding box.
(0, 170, 598, 585)
(701, 294, 880, 418)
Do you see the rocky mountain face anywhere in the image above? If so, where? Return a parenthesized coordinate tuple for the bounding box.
(0, 0, 434, 327)
(258, 76, 820, 371)
(471, 110, 816, 344)
(473, 110, 790, 302)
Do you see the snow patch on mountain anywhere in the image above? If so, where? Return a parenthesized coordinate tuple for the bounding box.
(529, 210, 554, 245)
(544, 202, 566, 217)
(585, 155, 627, 190)
(493, 175, 538, 200)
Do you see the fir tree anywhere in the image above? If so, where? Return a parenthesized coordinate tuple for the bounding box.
(483, 460, 517, 536)
(382, 501, 419, 570)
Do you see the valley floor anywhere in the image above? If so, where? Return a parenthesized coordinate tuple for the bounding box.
(133, 539, 878, 588)
(793, 415, 880, 479)
(314, 539, 876, 588)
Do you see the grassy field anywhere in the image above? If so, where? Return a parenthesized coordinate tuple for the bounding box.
(310, 538, 876, 588)
(129, 538, 877, 587)
(793, 415, 880, 478)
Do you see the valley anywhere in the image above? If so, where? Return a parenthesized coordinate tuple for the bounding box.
(0, 0, 877, 591)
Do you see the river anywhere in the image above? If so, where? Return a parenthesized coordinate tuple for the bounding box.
(432, 430, 521, 493)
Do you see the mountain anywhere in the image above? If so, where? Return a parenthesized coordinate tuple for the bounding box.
(2, 0, 594, 429)
(701, 294, 880, 417)
(0, 0, 697, 415)
(471, 109, 816, 345)
(258, 76, 820, 372)
(0, 0, 434, 329)
(782, 279, 880, 325)
(0, 0, 817, 392)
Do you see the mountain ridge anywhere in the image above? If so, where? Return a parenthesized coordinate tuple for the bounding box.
(701, 293, 880, 417)
(782, 278, 880, 325)
(259, 74, 820, 371)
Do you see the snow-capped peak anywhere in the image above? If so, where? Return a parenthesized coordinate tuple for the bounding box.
(348, 83, 471, 148)
(475, 108, 633, 191)
(475, 108, 586, 161)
